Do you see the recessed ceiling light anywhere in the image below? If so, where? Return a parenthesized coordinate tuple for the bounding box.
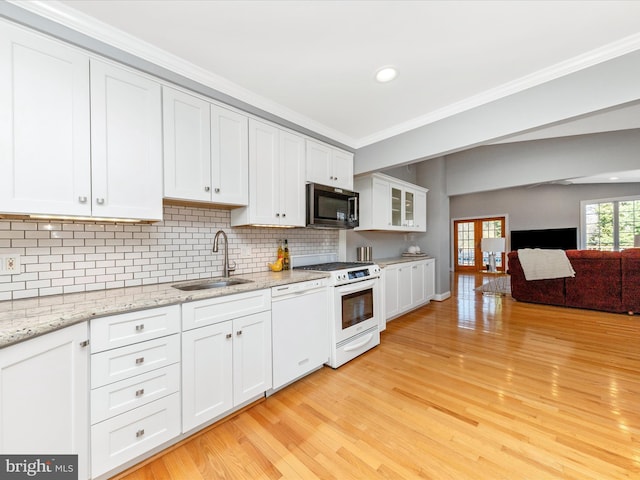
(375, 66, 397, 83)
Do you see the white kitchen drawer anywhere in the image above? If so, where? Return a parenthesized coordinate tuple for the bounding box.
(91, 334, 180, 388)
(91, 305, 180, 353)
(91, 392, 181, 478)
(91, 363, 180, 424)
(182, 288, 271, 331)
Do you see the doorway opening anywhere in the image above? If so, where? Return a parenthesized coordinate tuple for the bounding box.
(454, 217, 506, 272)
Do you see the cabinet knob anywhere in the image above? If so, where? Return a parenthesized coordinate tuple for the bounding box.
(136, 429, 145, 438)
(236, 330, 243, 336)
(282, 213, 286, 218)
(135, 388, 145, 397)
(226, 333, 232, 339)
(78, 196, 87, 204)
(204, 186, 210, 192)
(135, 324, 144, 331)
(214, 187, 220, 193)
(79, 340, 90, 348)
(96, 198, 105, 205)
(135, 357, 144, 365)
(275, 213, 280, 217)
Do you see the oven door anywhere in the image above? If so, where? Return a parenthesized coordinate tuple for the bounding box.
(333, 278, 379, 344)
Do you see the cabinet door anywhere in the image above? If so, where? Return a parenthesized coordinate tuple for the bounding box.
(331, 149, 354, 190)
(90, 60, 163, 220)
(0, 322, 89, 480)
(248, 119, 279, 225)
(305, 139, 332, 186)
(279, 130, 306, 227)
(413, 189, 427, 231)
(411, 262, 426, 306)
(182, 321, 233, 432)
(162, 86, 211, 202)
(384, 265, 400, 320)
(424, 259, 436, 301)
(233, 310, 272, 405)
(211, 105, 249, 206)
(390, 184, 403, 228)
(0, 22, 91, 216)
(397, 265, 413, 313)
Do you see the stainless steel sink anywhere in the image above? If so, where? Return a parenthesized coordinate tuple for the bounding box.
(172, 278, 252, 291)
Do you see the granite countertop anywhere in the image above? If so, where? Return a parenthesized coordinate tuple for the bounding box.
(0, 270, 328, 349)
(375, 255, 434, 267)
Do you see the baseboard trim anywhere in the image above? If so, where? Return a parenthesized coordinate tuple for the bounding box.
(433, 291, 452, 302)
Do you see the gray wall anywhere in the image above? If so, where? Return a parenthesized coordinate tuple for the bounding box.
(450, 182, 640, 250)
(416, 158, 450, 296)
(446, 129, 640, 195)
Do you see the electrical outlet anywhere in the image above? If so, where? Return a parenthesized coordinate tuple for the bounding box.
(240, 246, 252, 258)
(0, 254, 20, 275)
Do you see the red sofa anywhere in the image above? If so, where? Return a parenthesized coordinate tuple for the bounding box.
(508, 249, 640, 314)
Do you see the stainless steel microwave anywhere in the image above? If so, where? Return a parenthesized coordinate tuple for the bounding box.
(306, 183, 359, 229)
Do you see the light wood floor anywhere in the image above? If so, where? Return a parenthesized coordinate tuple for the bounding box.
(115, 274, 640, 479)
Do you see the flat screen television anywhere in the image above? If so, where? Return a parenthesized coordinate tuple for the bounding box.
(510, 227, 578, 251)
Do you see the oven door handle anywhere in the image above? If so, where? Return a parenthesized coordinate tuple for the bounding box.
(343, 333, 374, 352)
(336, 279, 377, 294)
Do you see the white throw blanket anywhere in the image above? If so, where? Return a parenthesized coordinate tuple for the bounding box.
(517, 248, 576, 281)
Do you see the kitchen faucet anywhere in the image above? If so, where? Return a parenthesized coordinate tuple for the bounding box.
(212, 230, 235, 277)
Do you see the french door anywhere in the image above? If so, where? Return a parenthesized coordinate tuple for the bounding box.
(454, 217, 506, 272)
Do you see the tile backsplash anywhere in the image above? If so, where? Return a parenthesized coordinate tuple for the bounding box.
(0, 205, 338, 301)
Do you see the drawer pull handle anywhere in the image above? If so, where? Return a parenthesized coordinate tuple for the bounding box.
(135, 357, 144, 365)
(136, 429, 145, 438)
(135, 388, 145, 397)
(135, 324, 145, 331)
(226, 333, 232, 339)
(236, 330, 243, 336)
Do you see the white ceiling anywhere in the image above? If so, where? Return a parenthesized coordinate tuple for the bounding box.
(17, 0, 640, 152)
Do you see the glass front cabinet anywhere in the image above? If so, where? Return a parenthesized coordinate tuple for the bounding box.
(355, 173, 428, 232)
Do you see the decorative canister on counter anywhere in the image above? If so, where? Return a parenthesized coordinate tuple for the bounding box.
(356, 246, 372, 262)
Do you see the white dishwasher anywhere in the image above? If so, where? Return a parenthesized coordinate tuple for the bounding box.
(270, 278, 329, 392)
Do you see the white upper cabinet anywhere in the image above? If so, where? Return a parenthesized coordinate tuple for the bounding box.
(305, 139, 354, 190)
(355, 172, 428, 232)
(90, 59, 163, 220)
(0, 22, 91, 216)
(0, 22, 163, 220)
(163, 86, 248, 206)
(211, 105, 249, 205)
(162, 87, 212, 202)
(231, 119, 305, 227)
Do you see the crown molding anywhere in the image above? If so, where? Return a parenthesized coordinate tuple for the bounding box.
(8, 0, 356, 148)
(353, 32, 640, 149)
(8, 1, 640, 151)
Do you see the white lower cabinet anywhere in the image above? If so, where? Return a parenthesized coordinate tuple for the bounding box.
(384, 258, 436, 321)
(91, 393, 180, 477)
(89, 305, 181, 478)
(0, 322, 90, 479)
(181, 290, 272, 433)
(181, 321, 233, 430)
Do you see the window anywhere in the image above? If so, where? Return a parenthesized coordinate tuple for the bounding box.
(582, 196, 640, 251)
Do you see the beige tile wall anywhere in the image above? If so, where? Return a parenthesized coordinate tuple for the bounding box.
(0, 205, 338, 301)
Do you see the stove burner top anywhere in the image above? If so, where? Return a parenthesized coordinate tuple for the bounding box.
(295, 261, 373, 272)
